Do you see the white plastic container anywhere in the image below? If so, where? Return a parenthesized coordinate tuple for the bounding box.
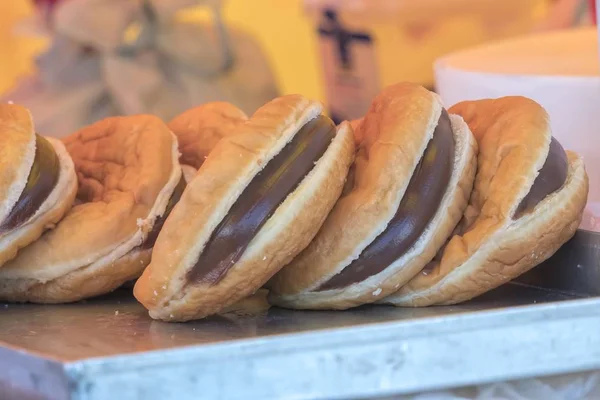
(435, 27, 600, 231)
(304, 0, 544, 122)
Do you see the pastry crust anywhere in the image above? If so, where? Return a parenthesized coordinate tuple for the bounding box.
(269, 113, 477, 309)
(449, 97, 551, 230)
(388, 152, 587, 306)
(0, 248, 151, 303)
(267, 84, 441, 303)
(0, 115, 181, 303)
(385, 97, 588, 306)
(134, 95, 355, 321)
(0, 139, 77, 267)
(169, 102, 248, 170)
(0, 104, 36, 225)
(181, 165, 197, 184)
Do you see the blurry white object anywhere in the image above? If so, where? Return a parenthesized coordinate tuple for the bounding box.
(435, 27, 600, 231)
(4, 0, 278, 137)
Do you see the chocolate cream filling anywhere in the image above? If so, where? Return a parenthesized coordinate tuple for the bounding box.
(317, 110, 455, 291)
(187, 115, 337, 284)
(0, 135, 60, 234)
(514, 137, 568, 219)
(417, 137, 568, 279)
(140, 177, 187, 250)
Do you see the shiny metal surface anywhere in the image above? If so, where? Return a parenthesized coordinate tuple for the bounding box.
(516, 229, 600, 295)
(0, 230, 599, 400)
(0, 284, 577, 362)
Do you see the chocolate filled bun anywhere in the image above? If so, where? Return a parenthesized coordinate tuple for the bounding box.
(384, 97, 589, 306)
(134, 94, 355, 321)
(268, 83, 478, 310)
(0, 104, 77, 267)
(169, 102, 248, 183)
(0, 115, 182, 303)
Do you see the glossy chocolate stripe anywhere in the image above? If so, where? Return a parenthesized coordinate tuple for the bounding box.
(514, 137, 568, 219)
(141, 177, 187, 250)
(317, 110, 455, 291)
(188, 115, 336, 284)
(0, 135, 60, 234)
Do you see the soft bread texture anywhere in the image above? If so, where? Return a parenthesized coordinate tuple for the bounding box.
(349, 119, 363, 143)
(181, 165, 197, 184)
(386, 97, 589, 306)
(0, 104, 36, 225)
(220, 289, 271, 316)
(449, 97, 550, 232)
(269, 114, 477, 310)
(169, 102, 248, 170)
(0, 249, 151, 303)
(0, 115, 181, 303)
(389, 153, 587, 306)
(135, 95, 355, 321)
(0, 138, 77, 267)
(268, 83, 442, 302)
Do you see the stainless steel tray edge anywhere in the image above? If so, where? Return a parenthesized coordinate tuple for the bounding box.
(1, 346, 70, 400)
(59, 297, 600, 400)
(3, 229, 600, 400)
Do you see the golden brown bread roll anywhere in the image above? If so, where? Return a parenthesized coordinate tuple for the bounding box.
(169, 102, 248, 183)
(134, 94, 355, 321)
(0, 114, 182, 303)
(268, 83, 478, 310)
(384, 96, 589, 306)
(0, 104, 77, 268)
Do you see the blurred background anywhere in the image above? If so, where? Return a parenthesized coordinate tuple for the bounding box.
(0, 0, 595, 135)
(0, 0, 554, 100)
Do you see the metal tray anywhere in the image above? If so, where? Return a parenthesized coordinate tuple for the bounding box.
(1, 230, 600, 400)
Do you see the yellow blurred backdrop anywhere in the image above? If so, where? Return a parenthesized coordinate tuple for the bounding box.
(0, 0, 324, 99)
(0, 0, 548, 102)
(0, 1, 45, 93)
